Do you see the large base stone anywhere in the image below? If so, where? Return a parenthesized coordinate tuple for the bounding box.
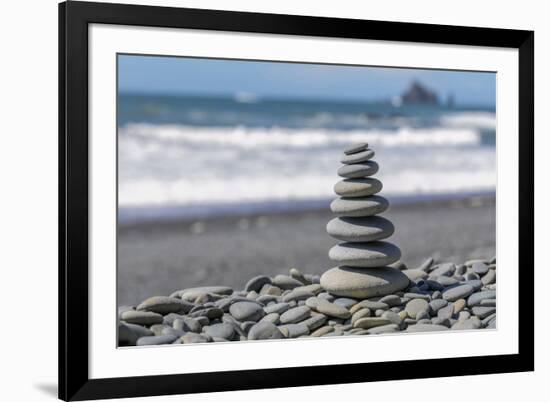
(320, 266, 410, 298)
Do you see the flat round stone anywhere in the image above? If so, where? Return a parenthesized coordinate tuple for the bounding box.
(311, 298, 351, 319)
(467, 290, 496, 307)
(280, 306, 311, 324)
(353, 317, 391, 329)
(334, 178, 382, 198)
(136, 334, 178, 346)
(247, 322, 284, 340)
(405, 299, 430, 319)
(136, 296, 194, 314)
(337, 161, 379, 178)
(205, 323, 235, 339)
(264, 302, 291, 315)
(341, 149, 375, 164)
(229, 301, 265, 322)
(320, 266, 409, 298)
(328, 241, 401, 267)
(344, 142, 368, 155)
(302, 314, 327, 331)
(472, 262, 489, 275)
(121, 310, 163, 326)
(330, 195, 389, 217)
(442, 284, 474, 302)
(326, 216, 394, 242)
(272, 275, 303, 290)
(118, 326, 138, 346)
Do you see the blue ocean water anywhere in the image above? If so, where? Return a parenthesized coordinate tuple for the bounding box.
(118, 93, 496, 222)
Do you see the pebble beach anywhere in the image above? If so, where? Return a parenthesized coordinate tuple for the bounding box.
(118, 144, 496, 346)
(118, 257, 496, 346)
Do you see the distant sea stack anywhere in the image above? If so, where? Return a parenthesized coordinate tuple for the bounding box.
(400, 81, 438, 105)
(321, 143, 409, 298)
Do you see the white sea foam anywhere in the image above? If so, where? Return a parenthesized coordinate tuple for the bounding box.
(439, 111, 496, 130)
(120, 124, 482, 149)
(118, 122, 496, 214)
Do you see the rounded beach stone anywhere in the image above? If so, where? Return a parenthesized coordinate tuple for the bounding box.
(481, 270, 496, 285)
(118, 322, 154, 346)
(229, 301, 265, 322)
(136, 296, 193, 315)
(353, 317, 391, 329)
(310, 298, 351, 319)
(333, 297, 358, 308)
(328, 241, 401, 267)
(136, 334, 178, 346)
(118, 322, 139, 346)
(437, 304, 454, 320)
(181, 333, 211, 343)
(205, 323, 235, 339)
(349, 299, 388, 313)
(311, 326, 334, 337)
(264, 302, 291, 315)
(330, 195, 389, 217)
(247, 322, 284, 340)
(279, 323, 310, 338)
(341, 149, 375, 164)
(467, 290, 496, 306)
(326, 216, 394, 242)
(282, 289, 315, 303)
(442, 284, 474, 302)
(366, 324, 399, 334)
(260, 312, 280, 324)
(302, 314, 327, 331)
(344, 142, 368, 155)
(320, 266, 409, 298)
(405, 299, 429, 319)
(121, 310, 163, 326)
(430, 263, 456, 277)
(472, 306, 496, 319)
(429, 299, 448, 313)
(280, 306, 311, 324)
(472, 262, 489, 275)
(337, 161, 379, 178)
(272, 275, 303, 290)
(351, 308, 371, 325)
(381, 310, 403, 326)
(334, 178, 382, 198)
(245, 275, 271, 293)
(378, 294, 402, 307)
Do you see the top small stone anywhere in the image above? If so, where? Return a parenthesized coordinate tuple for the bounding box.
(341, 149, 375, 165)
(344, 142, 368, 155)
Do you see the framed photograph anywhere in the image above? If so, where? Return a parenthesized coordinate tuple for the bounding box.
(59, 1, 534, 400)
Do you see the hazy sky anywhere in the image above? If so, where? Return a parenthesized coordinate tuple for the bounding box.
(118, 54, 496, 106)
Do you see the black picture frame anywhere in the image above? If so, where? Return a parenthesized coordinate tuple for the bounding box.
(59, 1, 534, 400)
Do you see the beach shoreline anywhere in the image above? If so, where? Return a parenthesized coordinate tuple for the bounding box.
(118, 194, 495, 306)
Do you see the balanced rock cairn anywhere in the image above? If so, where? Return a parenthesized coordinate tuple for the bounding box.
(321, 143, 410, 298)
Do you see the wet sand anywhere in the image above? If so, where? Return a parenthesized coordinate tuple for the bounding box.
(118, 195, 495, 306)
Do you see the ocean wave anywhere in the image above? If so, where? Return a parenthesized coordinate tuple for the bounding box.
(439, 111, 496, 130)
(119, 123, 483, 149)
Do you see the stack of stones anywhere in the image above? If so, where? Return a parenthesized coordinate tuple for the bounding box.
(321, 143, 410, 299)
